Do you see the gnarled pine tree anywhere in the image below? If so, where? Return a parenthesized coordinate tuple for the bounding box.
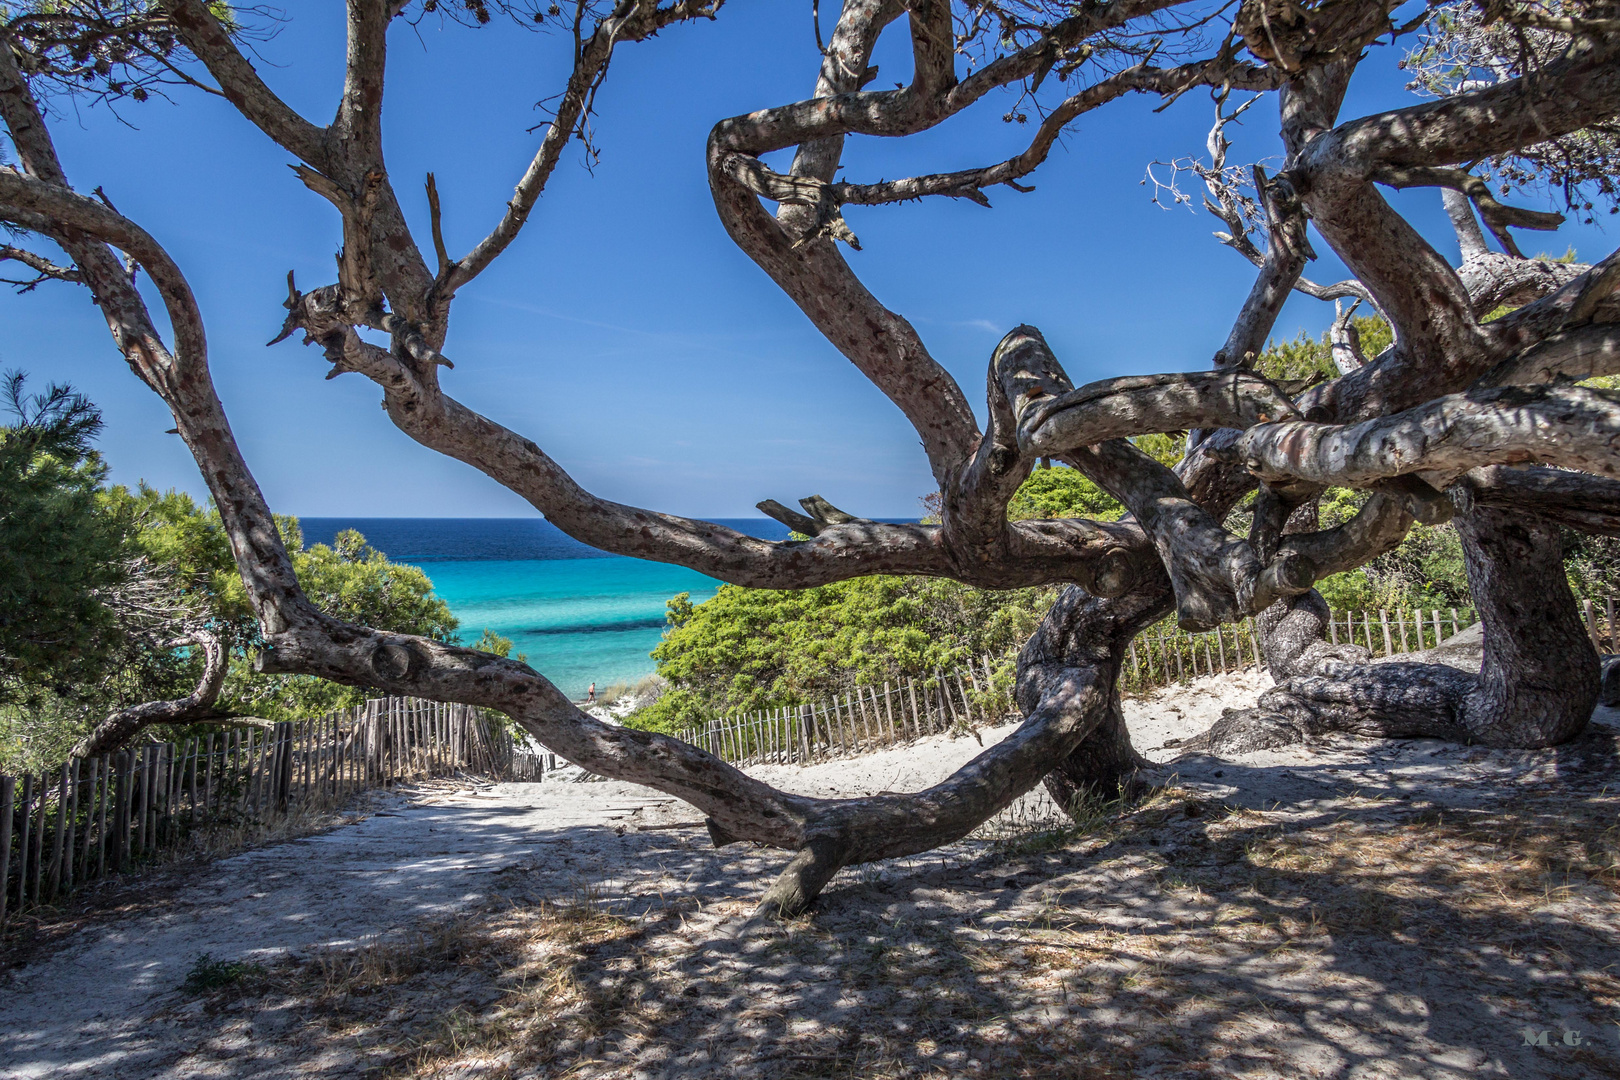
(3, 0, 1619, 918)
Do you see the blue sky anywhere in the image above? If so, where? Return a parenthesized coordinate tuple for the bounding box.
(3, 3, 1612, 518)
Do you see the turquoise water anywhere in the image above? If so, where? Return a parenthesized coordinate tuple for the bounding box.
(299, 518, 786, 701)
(423, 557, 721, 699)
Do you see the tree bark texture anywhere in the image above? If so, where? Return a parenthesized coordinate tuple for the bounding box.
(1191, 508, 1598, 755)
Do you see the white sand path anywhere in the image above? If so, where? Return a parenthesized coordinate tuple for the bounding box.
(2, 657, 1615, 1079)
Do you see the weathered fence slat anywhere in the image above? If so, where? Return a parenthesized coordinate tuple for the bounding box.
(16, 774, 31, 912)
(31, 772, 46, 904)
(2, 695, 543, 920)
(0, 775, 13, 930)
(48, 763, 68, 901)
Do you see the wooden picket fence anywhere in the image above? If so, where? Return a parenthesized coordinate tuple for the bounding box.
(1123, 606, 1486, 691)
(0, 697, 550, 929)
(683, 603, 1531, 767)
(1122, 617, 1268, 692)
(678, 657, 1008, 768)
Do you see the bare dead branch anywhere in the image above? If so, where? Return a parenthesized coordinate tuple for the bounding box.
(0, 243, 81, 289)
(1329, 298, 1367, 373)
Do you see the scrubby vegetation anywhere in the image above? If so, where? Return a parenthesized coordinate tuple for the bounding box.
(0, 375, 507, 771)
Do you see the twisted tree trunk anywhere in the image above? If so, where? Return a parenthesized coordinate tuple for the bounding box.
(1191, 507, 1597, 754)
(754, 580, 1166, 917)
(1256, 590, 1371, 681)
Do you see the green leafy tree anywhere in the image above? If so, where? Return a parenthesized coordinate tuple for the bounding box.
(0, 373, 129, 704)
(1, 377, 474, 765)
(1254, 314, 1393, 385)
(215, 526, 461, 721)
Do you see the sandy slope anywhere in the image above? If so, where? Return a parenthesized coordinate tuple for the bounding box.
(1, 666, 1617, 1080)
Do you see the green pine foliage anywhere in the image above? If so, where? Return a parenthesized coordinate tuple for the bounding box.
(632, 575, 1054, 733)
(0, 375, 494, 768)
(0, 374, 129, 705)
(1006, 465, 1123, 521)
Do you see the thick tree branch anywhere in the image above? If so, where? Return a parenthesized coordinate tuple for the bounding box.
(1372, 164, 1564, 255)
(1323, 38, 1620, 175)
(1478, 324, 1620, 387)
(1022, 368, 1301, 455)
(1329, 298, 1368, 373)
(1458, 250, 1590, 316)
(1065, 439, 1312, 631)
(336, 0, 390, 156)
(160, 0, 330, 165)
(1233, 384, 1620, 489)
(1275, 491, 1415, 578)
(1482, 246, 1620, 353)
(756, 579, 1166, 919)
(1453, 465, 1620, 537)
(273, 293, 1145, 592)
(1443, 186, 1489, 261)
(707, 3, 978, 480)
(70, 631, 228, 759)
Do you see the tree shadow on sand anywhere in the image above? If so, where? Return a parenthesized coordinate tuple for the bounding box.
(82, 721, 1618, 1080)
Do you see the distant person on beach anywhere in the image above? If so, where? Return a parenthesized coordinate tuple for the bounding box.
(586, 682, 596, 705)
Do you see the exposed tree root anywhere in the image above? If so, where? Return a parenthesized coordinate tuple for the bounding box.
(1190, 509, 1598, 756)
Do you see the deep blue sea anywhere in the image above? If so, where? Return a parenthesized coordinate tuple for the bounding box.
(299, 517, 791, 701)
